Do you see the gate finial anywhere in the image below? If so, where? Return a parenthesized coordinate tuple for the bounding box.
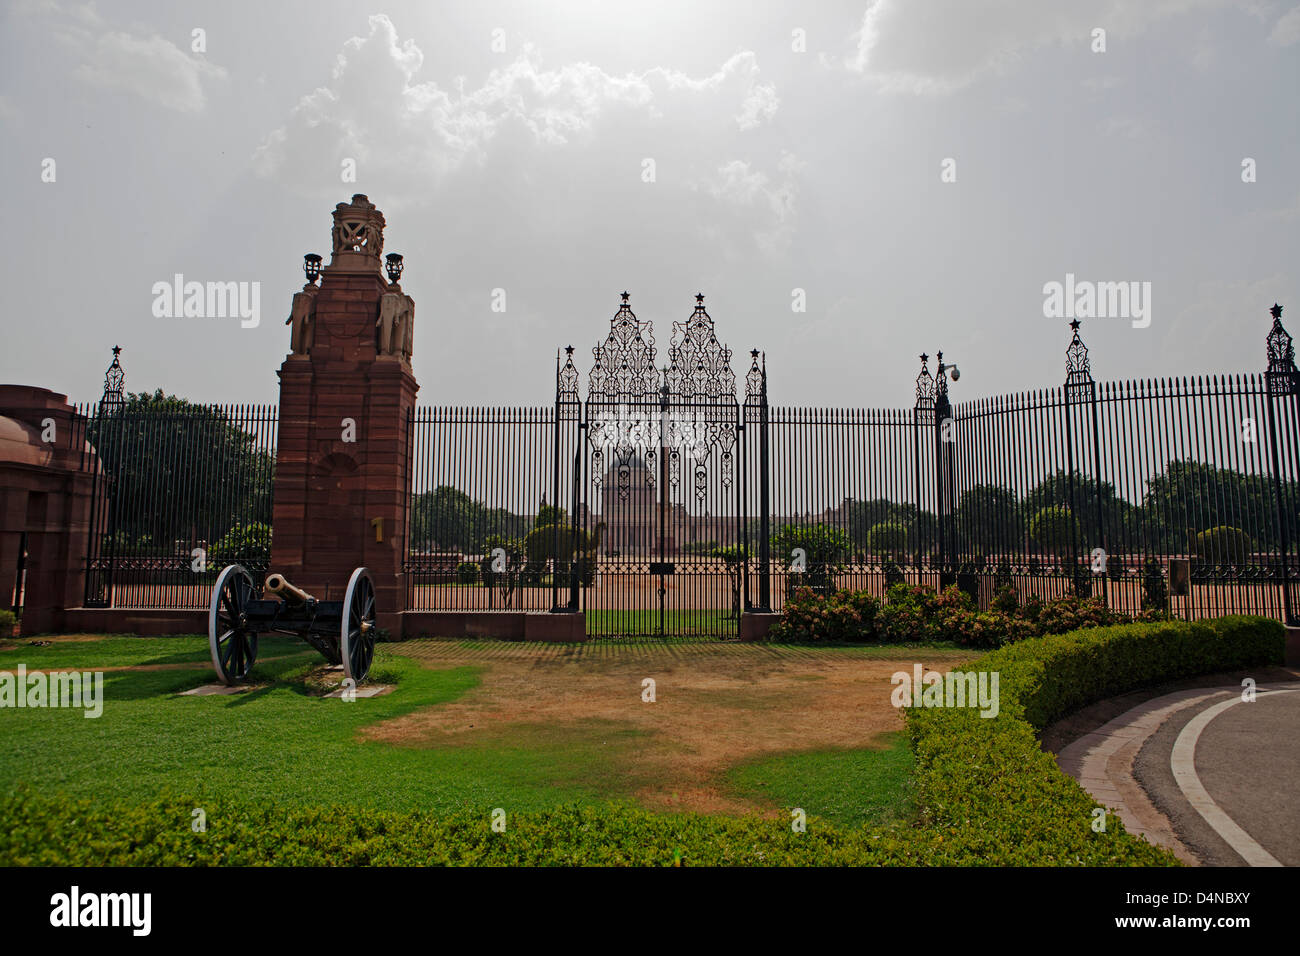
(102, 345, 125, 411)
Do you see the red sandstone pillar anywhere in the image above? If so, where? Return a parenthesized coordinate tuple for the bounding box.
(0, 386, 99, 635)
(269, 195, 417, 634)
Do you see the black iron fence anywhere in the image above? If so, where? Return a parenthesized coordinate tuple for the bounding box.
(80, 397, 277, 609)
(405, 405, 556, 613)
(760, 373, 1299, 623)
(77, 304, 1300, 633)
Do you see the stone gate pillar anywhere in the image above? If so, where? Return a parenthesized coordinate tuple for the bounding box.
(0, 386, 100, 636)
(269, 195, 417, 635)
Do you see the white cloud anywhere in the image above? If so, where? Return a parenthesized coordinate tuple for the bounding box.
(27, 2, 226, 112)
(1268, 4, 1300, 45)
(254, 16, 780, 185)
(1097, 116, 1144, 139)
(74, 30, 227, 112)
(707, 154, 802, 254)
(846, 0, 1231, 94)
(737, 81, 779, 130)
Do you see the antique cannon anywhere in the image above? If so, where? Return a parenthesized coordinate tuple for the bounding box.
(207, 565, 377, 686)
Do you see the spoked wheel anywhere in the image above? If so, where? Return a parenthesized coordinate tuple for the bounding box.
(341, 567, 377, 683)
(208, 564, 259, 685)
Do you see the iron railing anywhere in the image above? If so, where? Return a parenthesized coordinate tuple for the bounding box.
(75, 308, 1299, 634)
(78, 399, 277, 609)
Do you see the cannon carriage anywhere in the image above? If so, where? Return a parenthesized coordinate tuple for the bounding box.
(207, 565, 378, 686)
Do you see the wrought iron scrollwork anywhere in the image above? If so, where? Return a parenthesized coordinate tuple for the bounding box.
(557, 346, 579, 403)
(582, 292, 744, 512)
(914, 353, 935, 423)
(102, 345, 125, 411)
(1266, 303, 1297, 396)
(1065, 318, 1096, 402)
(745, 349, 766, 407)
(666, 293, 736, 403)
(588, 292, 658, 402)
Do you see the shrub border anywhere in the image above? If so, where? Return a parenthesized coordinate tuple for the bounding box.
(0, 616, 1284, 866)
(904, 614, 1285, 865)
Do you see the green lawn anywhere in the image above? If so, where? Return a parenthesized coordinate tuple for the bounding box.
(0, 634, 914, 829)
(723, 733, 915, 829)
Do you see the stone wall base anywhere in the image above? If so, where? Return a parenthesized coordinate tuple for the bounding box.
(401, 611, 587, 642)
(58, 608, 208, 636)
(39, 608, 589, 643)
(739, 611, 781, 642)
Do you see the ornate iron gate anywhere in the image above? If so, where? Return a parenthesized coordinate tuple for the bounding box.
(552, 293, 769, 639)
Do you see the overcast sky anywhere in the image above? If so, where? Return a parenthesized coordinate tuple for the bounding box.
(2, 0, 1297, 409)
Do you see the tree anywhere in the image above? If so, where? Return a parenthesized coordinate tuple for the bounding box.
(480, 534, 524, 607)
(535, 503, 567, 528)
(210, 521, 272, 569)
(410, 485, 477, 552)
(1029, 505, 1078, 562)
(954, 483, 1022, 558)
(1143, 460, 1297, 554)
(844, 499, 936, 555)
(1194, 526, 1254, 566)
(772, 523, 850, 592)
(89, 390, 274, 554)
(1023, 469, 1137, 558)
(710, 545, 746, 619)
(866, 521, 907, 560)
(410, 486, 529, 553)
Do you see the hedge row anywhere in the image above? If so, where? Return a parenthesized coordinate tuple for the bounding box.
(905, 615, 1285, 864)
(0, 791, 951, 867)
(1, 615, 1283, 866)
(768, 582, 1160, 647)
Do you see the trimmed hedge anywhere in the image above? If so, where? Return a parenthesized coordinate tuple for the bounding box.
(0, 616, 1282, 866)
(0, 790, 955, 867)
(770, 581, 1153, 647)
(905, 615, 1284, 864)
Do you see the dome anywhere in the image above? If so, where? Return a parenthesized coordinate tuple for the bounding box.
(0, 386, 99, 472)
(0, 415, 52, 468)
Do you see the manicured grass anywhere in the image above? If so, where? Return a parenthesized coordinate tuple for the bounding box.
(723, 732, 915, 829)
(0, 640, 655, 814)
(0, 634, 305, 669)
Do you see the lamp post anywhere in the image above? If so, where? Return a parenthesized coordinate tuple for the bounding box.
(932, 351, 960, 589)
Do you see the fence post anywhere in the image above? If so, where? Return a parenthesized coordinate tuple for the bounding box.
(1264, 304, 1298, 625)
(744, 351, 772, 611)
(913, 356, 935, 583)
(555, 346, 582, 613)
(1064, 319, 1103, 602)
(934, 353, 955, 591)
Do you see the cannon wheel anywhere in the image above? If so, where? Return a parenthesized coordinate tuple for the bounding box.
(208, 564, 259, 685)
(341, 567, 377, 683)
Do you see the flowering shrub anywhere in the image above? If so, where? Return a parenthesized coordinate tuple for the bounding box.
(770, 580, 1156, 647)
(769, 587, 880, 642)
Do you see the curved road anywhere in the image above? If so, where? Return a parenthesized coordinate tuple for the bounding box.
(1058, 680, 1300, 866)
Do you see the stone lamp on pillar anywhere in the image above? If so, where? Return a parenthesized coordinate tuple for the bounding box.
(385, 253, 404, 286)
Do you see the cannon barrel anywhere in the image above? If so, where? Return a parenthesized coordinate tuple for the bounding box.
(264, 572, 317, 605)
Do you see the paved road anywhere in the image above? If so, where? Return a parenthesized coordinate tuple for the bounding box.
(1058, 677, 1299, 866)
(1127, 683, 1299, 866)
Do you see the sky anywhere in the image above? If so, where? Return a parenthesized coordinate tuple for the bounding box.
(1, 0, 1298, 409)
